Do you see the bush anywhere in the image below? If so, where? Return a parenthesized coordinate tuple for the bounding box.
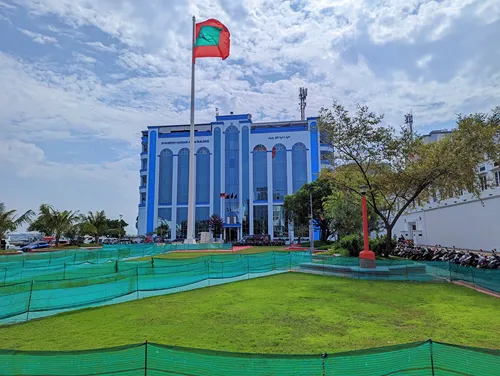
(339, 234, 363, 257)
(370, 235, 396, 256)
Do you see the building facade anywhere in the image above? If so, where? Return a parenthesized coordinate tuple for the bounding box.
(137, 113, 333, 241)
(394, 130, 500, 251)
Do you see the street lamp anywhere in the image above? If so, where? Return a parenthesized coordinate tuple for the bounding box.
(359, 185, 376, 268)
(119, 214, 123, 240)
(309, 188, 314, 255)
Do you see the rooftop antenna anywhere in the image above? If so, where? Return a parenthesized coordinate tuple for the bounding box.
(404, 110, 413, 138)
(299, 87, 308, 121)
(215, 107, 220, 117)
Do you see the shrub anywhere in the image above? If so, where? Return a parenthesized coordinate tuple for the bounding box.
(370, 235, 396, 256)
(339, 234, 363, 257)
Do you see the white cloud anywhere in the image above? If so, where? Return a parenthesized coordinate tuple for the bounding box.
(74, 53, 97, 64)
(0, 1, 16, 9)
(18, 28, 58, 44)
(417, 54, 433, 68)
(85, 41, 117, 53)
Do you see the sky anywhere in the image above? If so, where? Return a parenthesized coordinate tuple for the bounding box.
(0, 0, 499, 233)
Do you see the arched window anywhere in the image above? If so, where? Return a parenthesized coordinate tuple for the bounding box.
(213, 128, 221, 216)
(158, 149, 173, 205)
(253, 144, 268, 201)
(177, 148, 189, 205)
(241, 126, 250, 235)
(272, 144, 287, 201)
(225, 126, 239, 215)
(292, 142, 307, 193)
(196, 147, 210, 204)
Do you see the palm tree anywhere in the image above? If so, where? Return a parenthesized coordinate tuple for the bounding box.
(208, 214, 224, 239)
(0, 202, 34, 241)
(29, 204, 79, 246)
(155, 220, 170, 238)
(82, 211, 108, 244)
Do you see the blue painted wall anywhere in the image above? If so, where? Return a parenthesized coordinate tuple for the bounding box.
(146, 130, 157, 234)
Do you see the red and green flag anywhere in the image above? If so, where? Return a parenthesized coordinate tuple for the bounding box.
(194, 19, 230, 61)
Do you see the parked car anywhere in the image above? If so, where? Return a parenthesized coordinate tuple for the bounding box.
(21, 241, 50, 252)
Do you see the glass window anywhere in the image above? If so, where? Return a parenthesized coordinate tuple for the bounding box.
(213, 128, 221, 216)
(292, 142, 307, 193)
(253, 144, 268, 201)
(141, 175, 147, 186)
(141, 159, 147, 170)
(140, 193, 146, 205)
(158, 149, 173, 204)
(273, 205, 287, 238)
(253, 205, 268, 235)
(157, 208, 172, 238)
(177, 148, 190, 205)
(496, 171, 500, 187)
(242, 126, 250, 235)
(176, 207, 188, 238)
(195, 207, 210, 236)
(142, 143, 148, 153)
(272, 144, 287, 201)
(225, 126, 240, 216)
(196, 147, 210, 204)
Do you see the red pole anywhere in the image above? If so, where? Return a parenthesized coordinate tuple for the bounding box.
(362, 195, 370, 252)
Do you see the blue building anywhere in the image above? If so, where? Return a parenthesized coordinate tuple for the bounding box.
(138, 113, 333, 241)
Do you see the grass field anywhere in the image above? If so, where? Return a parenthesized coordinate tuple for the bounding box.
(1, 273, 499, 353)
(136, 246, 289, 260)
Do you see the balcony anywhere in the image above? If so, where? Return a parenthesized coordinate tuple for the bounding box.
(140, 152, 147, 159)
(139, 185, 147, 192)
(140, 169, 147, 176)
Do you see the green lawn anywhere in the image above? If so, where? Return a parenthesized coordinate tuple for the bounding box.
(1, 273, 499, 353)
(136, 246, 290, 260)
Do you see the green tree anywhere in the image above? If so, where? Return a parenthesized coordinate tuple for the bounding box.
(319, 101, 500, 256)
(0, 202, 34, 241)
(155, 220, 170, 238)
(283, 178, 334, 242)
(104, 218, 128, 238)
(82, 211, 108, 244)
(29, 204, 79, 246)
(208, 214, 224, 239)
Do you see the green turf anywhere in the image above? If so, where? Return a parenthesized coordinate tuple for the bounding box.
(1, 273, 499, 353)
(135, 246, 289, 260)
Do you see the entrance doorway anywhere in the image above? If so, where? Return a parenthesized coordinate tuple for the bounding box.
(225, 228, 238, 242)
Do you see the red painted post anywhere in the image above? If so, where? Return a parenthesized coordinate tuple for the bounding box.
(361, 195, 370, 253)
(359, 188, 376, 268)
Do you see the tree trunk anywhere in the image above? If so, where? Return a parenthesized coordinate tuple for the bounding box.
(55, 234, 60, 247)
(94, 234, 99, 244)
(385, 226, 393, 258)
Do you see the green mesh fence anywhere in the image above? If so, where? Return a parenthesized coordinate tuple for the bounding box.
(0, 243, 232, 285)
(0, 340, 498, 375)
(0, 252, 311, 324)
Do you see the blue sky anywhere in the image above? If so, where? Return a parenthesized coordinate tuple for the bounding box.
(1, 0, 499, 232)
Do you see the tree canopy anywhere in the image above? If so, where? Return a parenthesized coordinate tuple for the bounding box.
(319, 101, 500, 255)
(0, 203, 34, 241)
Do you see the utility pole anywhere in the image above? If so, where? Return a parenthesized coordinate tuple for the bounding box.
(119, 214, 123, 240)
(299, 87, 308, 121)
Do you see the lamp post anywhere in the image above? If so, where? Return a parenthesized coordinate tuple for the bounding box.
(309, 187, 314, 255)
(359, 185, 376, 268)
(119, 214, 123, 240)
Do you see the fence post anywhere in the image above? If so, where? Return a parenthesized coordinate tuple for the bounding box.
(448, 261, 452, 282)
(3, 268, 6, 287)
(144, 340, 148, 376)
(289, 252, 292, 271)
(429, 339, 435, 376)
(26, 280, 34, 322)
(247, 257, 250, 279)
(63, 263, 66, 280)
(208, 261, 211, 286)
(74, 254, 77, 264)
(321, 353, 327, 376)
(471, 267, 476, 291)
(115, 260, 119, 273)
(273, 254, 276, 270)
(136, 267, 140, 300)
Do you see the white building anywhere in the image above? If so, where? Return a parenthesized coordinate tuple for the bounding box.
(394, 130, 500, 251)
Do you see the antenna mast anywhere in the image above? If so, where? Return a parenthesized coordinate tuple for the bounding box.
(299, 87, 308, 121)
(404, 111, 414, 138)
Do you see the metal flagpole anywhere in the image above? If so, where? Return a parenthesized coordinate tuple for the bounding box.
(186, 15, 197, 244)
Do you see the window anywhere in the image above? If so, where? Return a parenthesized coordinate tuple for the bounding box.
(177, 148, 190, 205)
(292, 143, 307, 193)
(195, 207, 210, 235)
(253, 145, 268, 201)
(158, 149, 173, 204)
(213, 128, 221, 216)
(141, 159, 147, 170)
(157, 208, 172, 238)
(141, 175, 147, 186)
(140, 193, 146, 205)
(272, 144, 287, 201)
(196, 147, 210, 204)
(273, 205, 288, 238)
(225, 126, 240, 213)
(142, 143, 148, 153)
(495, 171, 500, 187)
(176, 207, 188, 238)
(242, 126, 250, 235)
(479, 166, 486, 172)
(253, 206, 268, 235)
(480, 175, 488, 191)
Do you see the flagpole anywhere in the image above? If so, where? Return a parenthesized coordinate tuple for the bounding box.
(186, 15, 196, 244)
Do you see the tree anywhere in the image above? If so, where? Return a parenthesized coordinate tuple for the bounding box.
(29, 204, 79, 246)
(208, 214, 224, 239)
(319, 101, 500, 256)
(82, 211, 108, 244)
(283, 178, 334, 242)
(0, 202, 34, 241)
(325, 190, 380, 240)
(104, 218, 128, 238)
(155, 221, 170, 238)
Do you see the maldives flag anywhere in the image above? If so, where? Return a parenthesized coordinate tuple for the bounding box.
(194, 19, 230, 61)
